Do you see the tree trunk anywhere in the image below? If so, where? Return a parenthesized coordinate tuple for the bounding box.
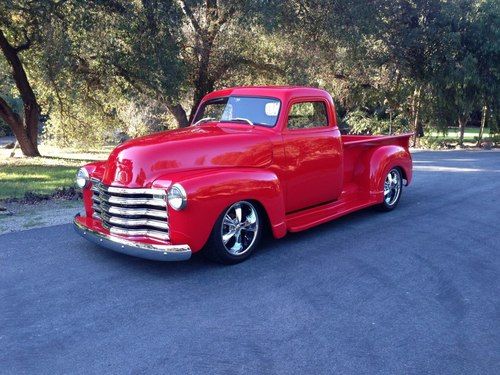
(189, 77, 214, 124)
(0, 29, 40, 157)
(457, 116, 468, 147)
(0, 96, 40, 156)
(477, 103, 488, 146)
(167, 103, 189, 128)
(188, 37, 216, 124)
(411, 86, 422, 147)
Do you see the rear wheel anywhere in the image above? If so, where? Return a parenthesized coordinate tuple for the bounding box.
(377, 168, 403, 211)
(204, 200, 262, 264)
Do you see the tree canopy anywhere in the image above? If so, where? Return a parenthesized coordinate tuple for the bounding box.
(0, 0, 498, 155)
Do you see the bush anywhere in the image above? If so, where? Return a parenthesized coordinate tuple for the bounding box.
(343, 110, 411, 135)
(419, 137, 450, 150)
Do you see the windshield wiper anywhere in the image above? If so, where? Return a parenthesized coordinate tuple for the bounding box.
(192, 117, 215, 126)
(225, 117, 254, 125)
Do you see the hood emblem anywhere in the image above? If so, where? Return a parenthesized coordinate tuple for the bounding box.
(116, 169, 130, 185)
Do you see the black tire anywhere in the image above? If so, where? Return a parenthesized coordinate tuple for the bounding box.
(203, 200, 263, 264)
(376, 167, 403, 212)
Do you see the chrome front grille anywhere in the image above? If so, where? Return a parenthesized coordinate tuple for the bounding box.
(91, 179, 169, 240)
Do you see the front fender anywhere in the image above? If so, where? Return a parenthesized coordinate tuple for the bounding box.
(368, 145, 412, 201)
(153, 168, 287, 252)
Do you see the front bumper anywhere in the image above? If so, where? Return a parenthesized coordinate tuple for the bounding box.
(73, 214, 191, 261)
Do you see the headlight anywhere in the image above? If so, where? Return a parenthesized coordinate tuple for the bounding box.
(167, 183, 187, 210)
(76, 167, 89, 188)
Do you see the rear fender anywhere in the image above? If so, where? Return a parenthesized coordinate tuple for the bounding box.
(368, 145, 412, 201)
(153, 169, 287, 252)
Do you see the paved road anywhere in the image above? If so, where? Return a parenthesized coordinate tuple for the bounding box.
(1, 150, 499, 374)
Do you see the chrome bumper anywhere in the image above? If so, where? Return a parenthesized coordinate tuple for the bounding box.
(73, 215, 191, 261)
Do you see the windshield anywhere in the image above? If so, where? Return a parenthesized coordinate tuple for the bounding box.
(193, 96, 281, 127)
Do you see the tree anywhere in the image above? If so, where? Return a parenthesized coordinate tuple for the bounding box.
(0, 29, 41, 156)
(470, 0, 500, 145)
(67, 0, 286, 129)
(0, 0, 70, 156)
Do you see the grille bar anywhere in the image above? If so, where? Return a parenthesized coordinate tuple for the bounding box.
(108, 226, 170, 240)
(92, 203, 168, 219)
(98, 192, 167, 207)
(100, 211, 169, 230)
(91, 179, 169, 240)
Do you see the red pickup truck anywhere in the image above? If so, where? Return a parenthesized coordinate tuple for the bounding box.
(74, 86, 412, 264)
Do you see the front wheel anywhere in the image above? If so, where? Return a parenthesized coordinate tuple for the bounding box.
(376, 168, 403, 212)
(203, 200, 262, 264)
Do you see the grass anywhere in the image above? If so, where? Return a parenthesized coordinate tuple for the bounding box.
(0, 145, 110, 200)
(428, 127, 490, 143)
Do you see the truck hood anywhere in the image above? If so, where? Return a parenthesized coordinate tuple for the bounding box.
(100, 124, 274, 187)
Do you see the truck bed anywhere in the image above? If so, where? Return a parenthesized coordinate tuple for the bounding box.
(342, 133, 413, 189)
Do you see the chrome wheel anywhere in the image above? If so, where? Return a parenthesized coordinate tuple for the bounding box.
(383, 169, 402, 206)
(221, 201, 259, 256)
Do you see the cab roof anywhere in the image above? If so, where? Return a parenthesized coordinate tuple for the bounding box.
(203, 86, 333, 103)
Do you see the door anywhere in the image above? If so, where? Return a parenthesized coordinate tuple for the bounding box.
(282, 100, 343, 212)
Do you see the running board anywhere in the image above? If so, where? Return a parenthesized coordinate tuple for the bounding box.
(285, 198, 378, 232)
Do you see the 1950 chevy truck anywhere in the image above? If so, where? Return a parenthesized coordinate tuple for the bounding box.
(74, 86, 412, 264)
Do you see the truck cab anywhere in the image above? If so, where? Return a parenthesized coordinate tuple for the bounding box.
(74, 86, 412, 264)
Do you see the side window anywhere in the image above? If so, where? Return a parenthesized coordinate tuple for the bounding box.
(287, 101, 328, 130)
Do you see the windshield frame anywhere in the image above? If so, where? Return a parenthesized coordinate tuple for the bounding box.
(192, 95, 283, 128)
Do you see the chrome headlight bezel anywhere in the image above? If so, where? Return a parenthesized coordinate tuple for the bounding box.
(167, 183, 187, 211)
(76, 167, 90, 189)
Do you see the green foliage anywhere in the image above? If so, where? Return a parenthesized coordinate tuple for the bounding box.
(0, 0, 498, 148)
(419, 137, 450, 150)
(344, 110, 410, 135)
(0, 95, 21, 136)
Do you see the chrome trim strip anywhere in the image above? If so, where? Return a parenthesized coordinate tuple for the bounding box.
(99, 192, 167, 207)
(73, 215, 191, 261)
(91, 179, 165, 196)
(100, 212, 169, 230)
(104, 185, 166, 196)
(94, 203, 168, 219)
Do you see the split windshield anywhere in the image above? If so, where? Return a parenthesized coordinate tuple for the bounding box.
(193, 96, 281, 127)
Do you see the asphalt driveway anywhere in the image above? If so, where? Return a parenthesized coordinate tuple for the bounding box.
(1, 150, 499, 374)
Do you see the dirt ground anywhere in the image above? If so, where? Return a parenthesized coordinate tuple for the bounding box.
(0, 199, 82, 235)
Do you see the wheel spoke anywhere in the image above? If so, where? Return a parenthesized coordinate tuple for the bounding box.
(223, 230, 236, 244)
(234, 205, 242, 223)
(241, 222, 257, 232)
(242, 211, 256, 226)
(384, 178, 391, 196)
(232, 230, 242, 251)
(223, 214, 235, 228)
(391, 173, 398, 187)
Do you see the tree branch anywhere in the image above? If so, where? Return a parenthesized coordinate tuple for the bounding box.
(176, 0, 203, 36)
(13, 31, 31, 52)
(0, 95, 22, 126)
(211, 56, 285, 81)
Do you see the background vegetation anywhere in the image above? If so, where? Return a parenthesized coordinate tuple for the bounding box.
(1, 0, 499, 157)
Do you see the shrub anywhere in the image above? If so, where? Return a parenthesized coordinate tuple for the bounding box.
(343, 110, 410, 135)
